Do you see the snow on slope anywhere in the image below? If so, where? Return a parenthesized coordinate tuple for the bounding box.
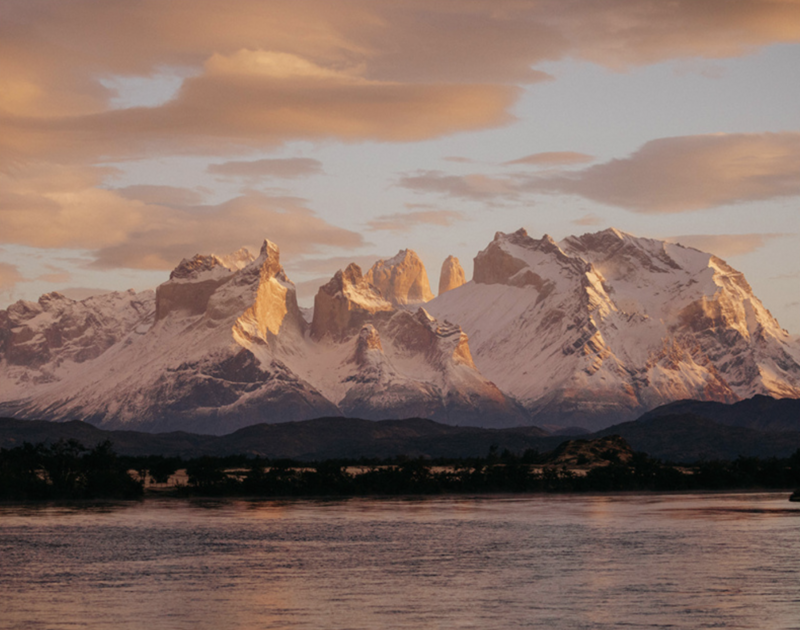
(426, 228, 800, 429)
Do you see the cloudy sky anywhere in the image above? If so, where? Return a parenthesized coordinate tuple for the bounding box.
(1, 0, 799, 332)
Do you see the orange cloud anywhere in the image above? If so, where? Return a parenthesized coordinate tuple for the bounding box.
(0, 162, 363, 270)
(0, 66, 519, 162)
(90, 192, 364, 270)
(3, 1, 799, 162)
(208, 157, 324, 179)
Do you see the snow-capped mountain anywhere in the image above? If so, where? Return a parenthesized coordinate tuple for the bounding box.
(427, 228, 800, 429)
(0, 240, 525, 433)
(1, 227, 799, 433)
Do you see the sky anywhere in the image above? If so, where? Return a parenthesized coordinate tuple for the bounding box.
(1, 0, 799, 333)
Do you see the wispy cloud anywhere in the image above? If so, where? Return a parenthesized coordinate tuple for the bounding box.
(90, 192, 365, 270)
(532, 133, 800, 213)
(208, 157, 324, 180)
(398, 170, 518, 203)
(0, 262, 24, 292)
(115, 185, 208, 206)
(572, 213, 606, 226)
(504, 151, 594, 167)
(665, 233, 785, 258)
(366, 209, 466, 232)
(398, 133, 800, 213)
(0, 161, 363, 270)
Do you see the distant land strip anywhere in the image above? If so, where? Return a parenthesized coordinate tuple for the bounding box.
(2, 395, 800, 462)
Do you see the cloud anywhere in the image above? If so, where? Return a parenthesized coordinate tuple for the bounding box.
(0, 262, 23, 291)
(665, 233, 785, 258)
(396, 133, 800, 213)
(572, 213, 606, 226)
(36, 271, 72, 284)
(115, 185, 208, 206)
(3, 1, 800, 163)
(532, 133, 800, 212)
(398, 170, 518, 202)
(0, 48, 520, 163)
(0, 162, 363, 270)
(366, 209, 466, 232)
(90, 192, 365, 270)
(504, 152, 594, 166)
(208, 157, 324, 179)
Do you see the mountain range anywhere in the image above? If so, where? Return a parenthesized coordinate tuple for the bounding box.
(1, 228, 799, 434)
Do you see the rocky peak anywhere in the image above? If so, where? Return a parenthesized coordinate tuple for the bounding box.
(169, 254, 228, 281)
(310, 264, 392, 340)
(473, 228, 583, 290)
(365, 249, 434, 306)
(438, 255, 466, 295)
(562, 229, 681, 276)
(352, 324, 384, 366)
(231, 240, 306, 345)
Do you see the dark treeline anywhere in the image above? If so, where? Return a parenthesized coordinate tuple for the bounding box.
(0, 439, 143, 500)
(3, 441, 800, 501)
(156, 447, 800, 497)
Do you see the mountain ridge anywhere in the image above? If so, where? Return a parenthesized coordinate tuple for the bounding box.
(1, 227, 799, 434)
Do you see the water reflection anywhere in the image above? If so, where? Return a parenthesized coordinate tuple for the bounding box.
(1, 492, 798, 629)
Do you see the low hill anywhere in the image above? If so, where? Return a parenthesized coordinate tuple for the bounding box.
(0, 417, 553, 460)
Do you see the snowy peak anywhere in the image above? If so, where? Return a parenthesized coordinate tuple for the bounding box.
(438, 255, 466, 295)
(3, 227, 799, 434)
(365, 249, 435, 306)
(0, 289, 154, 372)
(428, 227, 800, 429)
(473, 228, 592, 302)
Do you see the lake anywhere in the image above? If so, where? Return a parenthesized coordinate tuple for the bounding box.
(1, 492, 798, 629)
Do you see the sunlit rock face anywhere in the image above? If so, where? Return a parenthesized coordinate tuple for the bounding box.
(428, 227, 800, 430)
(365, 249, 435, 306)
(232, 240, 306, 346)
(310, 263, 393, 341)
(438, 255, 466, 296)
(155, 255, 233, 321)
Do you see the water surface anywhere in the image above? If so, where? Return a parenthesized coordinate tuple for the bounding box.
(1, 492, 798, 629)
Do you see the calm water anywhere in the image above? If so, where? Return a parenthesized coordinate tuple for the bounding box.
(1, 492, 799, 630)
